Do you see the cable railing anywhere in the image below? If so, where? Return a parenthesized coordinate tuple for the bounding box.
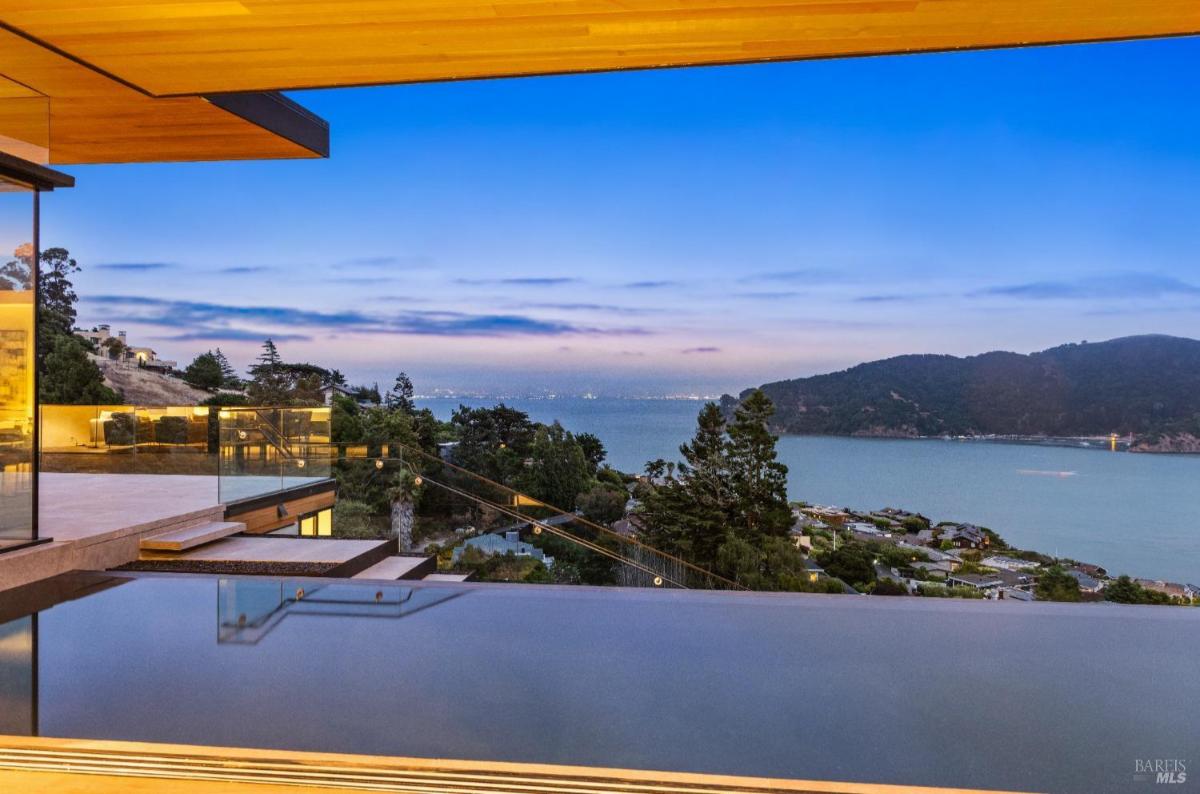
(216, 409, 741, 589)
(328, 439, 742, 590)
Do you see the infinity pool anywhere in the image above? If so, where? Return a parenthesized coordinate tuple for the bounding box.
(2, 573, 1197, 793)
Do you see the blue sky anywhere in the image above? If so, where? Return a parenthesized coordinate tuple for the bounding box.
(40, 36, 1200, 396)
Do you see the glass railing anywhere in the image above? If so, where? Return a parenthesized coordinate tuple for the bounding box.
(40, 404, 217, 477)
(216, 406, 331, 504)
(41, 404, 334, 507)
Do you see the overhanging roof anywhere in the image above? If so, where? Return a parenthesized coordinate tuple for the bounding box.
(0, 1, 1196, 165)
(0, 0, 1197, 96)
(0, 22, 328, 165)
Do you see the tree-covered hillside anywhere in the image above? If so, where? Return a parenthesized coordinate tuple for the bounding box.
(727, 335, 1200, 441)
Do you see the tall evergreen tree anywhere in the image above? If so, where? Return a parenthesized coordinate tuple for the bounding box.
(183, 351, 224, 390)
(638, 402, 731, 565)
(521, 422, 590, 510)
(36, 248, 80, 334)
(386, 371, 415, 413)
(40, 335, 120, 404)
(213, 348, 240, 388)
(246, 338, 293, 404)
(726, 390, 792, 540)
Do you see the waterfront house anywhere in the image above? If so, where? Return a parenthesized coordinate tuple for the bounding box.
(452, 531, 555, 570)
(982, 555, 1039, 572)
(846, 521, 889, 538)
(318, 382, 357, 406)
(911, 560, 956, 577)
(946, 573, 1004, 592)
(1065, 569, 1104, 593)
(1136, 579, 1193, 601)
(915, 528, 938, 546)
(77, 325, 176, 370)
(939, 524, 990, 550)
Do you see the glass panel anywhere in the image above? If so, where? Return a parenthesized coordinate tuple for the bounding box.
(40, 403, 217, 478)
(218, 406, 331, 504)
(0, 179, 34, 549)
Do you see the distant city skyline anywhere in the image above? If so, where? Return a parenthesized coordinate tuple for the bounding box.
(42, 36, 1200, 395)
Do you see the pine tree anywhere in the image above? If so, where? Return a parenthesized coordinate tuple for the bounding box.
(183, 351, 223, 390)
(213, 348, 240, 388)
(37, 249, 80, 329)
(386, 371, 415, 413)
(726, 390, 792, 541)
(638, 402, 731, 566)
(246, 338, 293, 404)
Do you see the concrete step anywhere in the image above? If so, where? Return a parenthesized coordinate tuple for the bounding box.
(131, 537, 396, 577)
(140, 521, 246, 552)
(352, 555, 435, 581)
(422, 572, 473, 583)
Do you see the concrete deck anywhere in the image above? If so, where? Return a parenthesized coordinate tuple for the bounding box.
(133, 536, 396, 577)
(1, 473, 330, 593)
(39, 473, 218, 543)
(1, 474, 226, 593)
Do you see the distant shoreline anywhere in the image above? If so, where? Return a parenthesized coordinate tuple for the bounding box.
(770, 432, 1134, 452)
(766, 431, 1200, 454)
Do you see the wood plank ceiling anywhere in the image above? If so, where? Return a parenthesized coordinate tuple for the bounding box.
(0, 0, 1198, 96)
(0, 25, 326, 164)
(0, 1, 1196, 164)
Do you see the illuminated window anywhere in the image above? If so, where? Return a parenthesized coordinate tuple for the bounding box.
(298, 509, 333, 537)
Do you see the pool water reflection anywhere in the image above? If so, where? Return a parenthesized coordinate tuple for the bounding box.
(2, 573, 1198, 794)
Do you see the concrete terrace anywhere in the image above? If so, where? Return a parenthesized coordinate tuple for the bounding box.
(0, 473, 333, 591)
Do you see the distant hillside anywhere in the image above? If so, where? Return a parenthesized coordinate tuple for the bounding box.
(93, 357, 210, 405)
(727, 335, 1200, 450)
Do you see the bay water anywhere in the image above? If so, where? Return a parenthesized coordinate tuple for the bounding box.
(419, 397, 1200, 582)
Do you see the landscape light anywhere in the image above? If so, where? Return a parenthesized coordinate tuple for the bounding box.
(375, 459, 384, 470)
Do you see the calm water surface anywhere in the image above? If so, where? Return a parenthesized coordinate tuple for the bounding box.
(420, 397, 1200, 582)
(7, 574, 1197, 794)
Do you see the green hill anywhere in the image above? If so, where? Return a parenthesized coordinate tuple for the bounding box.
(727, 335, 1200, 447)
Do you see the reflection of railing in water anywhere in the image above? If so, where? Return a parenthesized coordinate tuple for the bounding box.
(217, 578, 465, 644)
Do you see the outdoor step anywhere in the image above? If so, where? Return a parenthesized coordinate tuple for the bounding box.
(139, 521, 246, 553)
(351, 555, 435, 581)
(422, 572, 473, 583)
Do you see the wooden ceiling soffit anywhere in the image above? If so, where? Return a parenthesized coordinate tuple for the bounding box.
(0, 1, 1197, 95)
(0, 26, 327, 165)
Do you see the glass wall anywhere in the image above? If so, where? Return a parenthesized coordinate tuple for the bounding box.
(218, 406, 332, 504)
(0, 177, 35, 550)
